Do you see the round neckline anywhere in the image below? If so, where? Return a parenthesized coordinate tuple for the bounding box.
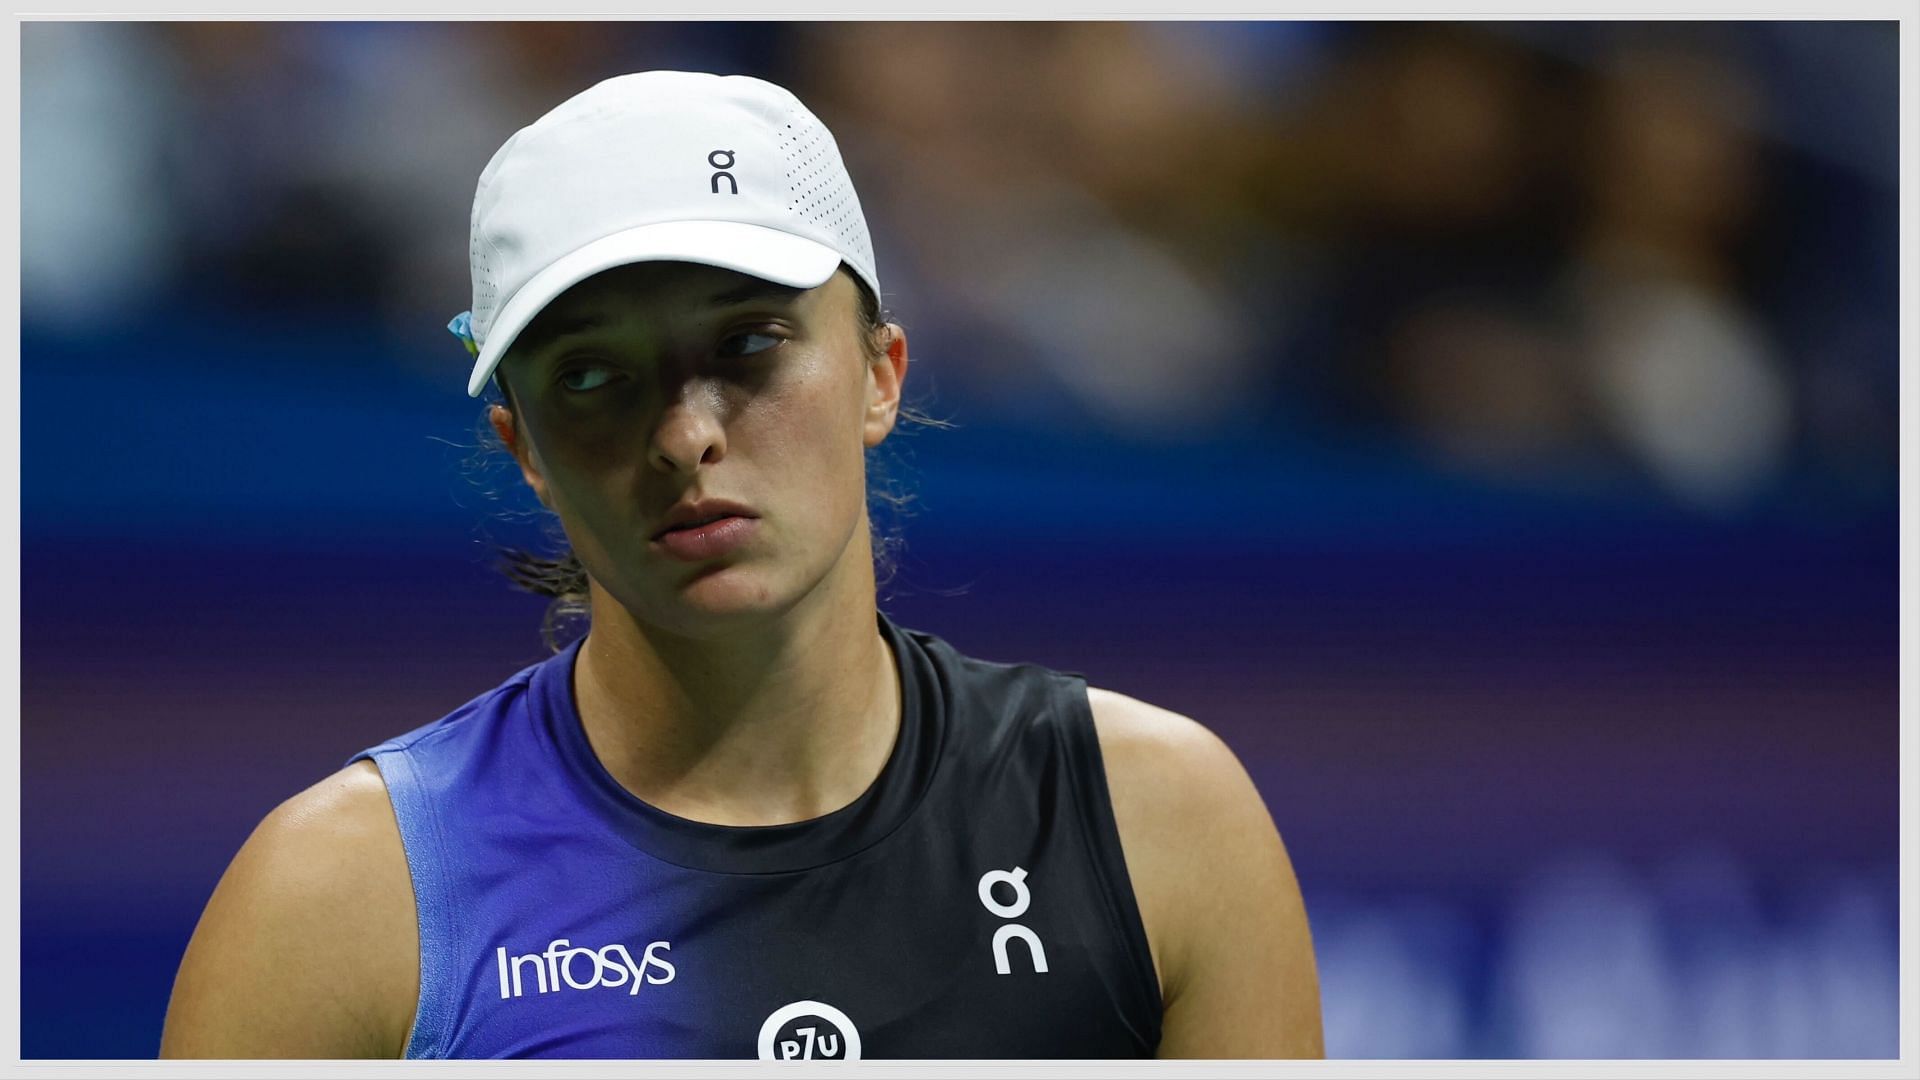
(533, 610, 943, 875)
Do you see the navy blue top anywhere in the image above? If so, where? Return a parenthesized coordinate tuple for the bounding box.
(346, 612, 1162, 1059)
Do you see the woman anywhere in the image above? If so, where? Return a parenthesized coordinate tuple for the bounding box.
(160, 69, 1322, 1060)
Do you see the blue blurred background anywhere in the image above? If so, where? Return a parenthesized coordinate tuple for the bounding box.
(19, 20, 1898, 1059)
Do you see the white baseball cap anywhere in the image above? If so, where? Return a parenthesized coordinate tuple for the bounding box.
(450, 70, 880, 398)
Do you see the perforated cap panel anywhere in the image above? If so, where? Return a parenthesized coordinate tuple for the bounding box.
(775, 100, 876, 292)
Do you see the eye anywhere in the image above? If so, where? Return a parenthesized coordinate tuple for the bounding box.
(718, 330, 784, 359)
(559, 364, 616, 392)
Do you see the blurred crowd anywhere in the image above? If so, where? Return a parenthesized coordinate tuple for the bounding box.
(1314, 849, 1898, 1057)
(21, 21, 1899, 513)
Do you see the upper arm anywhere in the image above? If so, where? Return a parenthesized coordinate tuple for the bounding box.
(160, 759, 419, 1059)
(1089, 687, 1324, 1059)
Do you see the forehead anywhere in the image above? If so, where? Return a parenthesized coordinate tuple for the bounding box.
(529, 261, 806, 327)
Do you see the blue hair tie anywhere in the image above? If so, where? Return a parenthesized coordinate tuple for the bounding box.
(448, 311, 479, 358)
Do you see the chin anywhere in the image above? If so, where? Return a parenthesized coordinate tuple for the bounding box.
(642, 566, 803, 636)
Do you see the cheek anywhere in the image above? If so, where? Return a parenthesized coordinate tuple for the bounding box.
(520, 416, 639, 530)
(535, 408, 636, 475)
(746, 358, 869, 493)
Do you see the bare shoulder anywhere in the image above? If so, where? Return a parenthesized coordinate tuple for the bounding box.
(160, 759, 419, 1059)
(1087, 686, 1246, 801)
(1086, 688, 1282, 907)
(1086, 687, 1325, 1059)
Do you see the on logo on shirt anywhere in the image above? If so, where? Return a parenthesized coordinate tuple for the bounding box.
(978, 866, 1049, 975)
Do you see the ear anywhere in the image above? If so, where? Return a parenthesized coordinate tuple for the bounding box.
(862, 322, 909, 449)
(489, 403, 554, 510)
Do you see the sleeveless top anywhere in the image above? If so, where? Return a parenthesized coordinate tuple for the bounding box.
(345, 612, 1163, 1059)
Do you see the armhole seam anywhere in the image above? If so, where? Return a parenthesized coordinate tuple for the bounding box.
(357, 746, 453, 1059)
(1059, 675, 1166, 1053)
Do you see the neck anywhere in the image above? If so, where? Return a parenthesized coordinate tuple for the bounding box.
(570, 531, 900, 827)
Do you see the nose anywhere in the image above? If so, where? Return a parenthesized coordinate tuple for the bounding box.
(647, 381, 728, 475)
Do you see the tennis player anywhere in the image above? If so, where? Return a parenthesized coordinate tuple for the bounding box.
(160, 70, 1322, 1060)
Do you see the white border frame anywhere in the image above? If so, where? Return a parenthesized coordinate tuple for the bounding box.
(3, 6, 1912, 1078)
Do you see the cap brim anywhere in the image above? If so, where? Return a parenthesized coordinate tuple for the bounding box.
(466, 220, 844, 397)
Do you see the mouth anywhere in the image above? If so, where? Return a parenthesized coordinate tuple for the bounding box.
(651, 503, 759, 541)
(650, 513, 760, 562)
(662, 515, 732, 533)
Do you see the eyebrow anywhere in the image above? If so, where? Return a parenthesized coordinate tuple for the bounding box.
(706, 279, 807, 308)
(513, 314, 608, 359)
(512, 277, 807, 359)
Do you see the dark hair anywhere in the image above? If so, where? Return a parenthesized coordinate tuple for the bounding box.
(477, 265, 950, 651)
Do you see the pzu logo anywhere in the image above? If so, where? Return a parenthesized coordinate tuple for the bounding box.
(977, 866, 1049, 975)
(709, 149, 738, 195)
(757, 1000, 861, 1060)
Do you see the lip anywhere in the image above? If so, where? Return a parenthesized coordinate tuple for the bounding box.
(651, 515, 759, 563)
(652, 499, 759, 540)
